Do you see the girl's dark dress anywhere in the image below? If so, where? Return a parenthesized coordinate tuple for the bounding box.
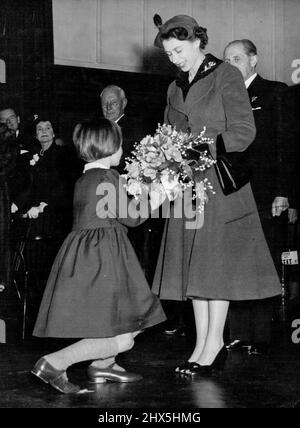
(33, 168, 166, 338)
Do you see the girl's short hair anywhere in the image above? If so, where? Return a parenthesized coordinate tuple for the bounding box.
(73, 118, 122, 162)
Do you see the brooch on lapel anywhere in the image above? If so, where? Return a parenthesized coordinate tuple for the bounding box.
(250, 95, 261, 110)
(203, 61, 216, 73)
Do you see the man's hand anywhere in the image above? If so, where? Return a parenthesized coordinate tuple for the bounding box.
(26, 206, 40, 219)
(272, 196, 289, 217)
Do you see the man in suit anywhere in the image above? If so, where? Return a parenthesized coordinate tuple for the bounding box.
(100, 85, 143, 174)
(0, 107, 33, 215)
(0, 108, 21, 136)
(0, 107, 31, 150)
(223, 39, 295, 354)
(283, 84, 300, 317)
(100, 84, 153, 267)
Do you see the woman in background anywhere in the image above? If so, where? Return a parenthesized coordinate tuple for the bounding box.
(23, 117, 73, 285)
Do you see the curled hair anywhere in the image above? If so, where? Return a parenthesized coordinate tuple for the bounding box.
(73, 118, 122, 162)
(33, 116, 55, 130)
(160, 26, 208, 49)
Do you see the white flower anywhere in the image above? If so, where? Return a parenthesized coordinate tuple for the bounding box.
(162, 145, 182, 162)
(126, 179, 143, 197)
(29, 153, 40, 166)
(143, 167, 157, 180)
(126, 160, 140, 178)
(123, 123, 215, 212)
(160, 172, 182, 201)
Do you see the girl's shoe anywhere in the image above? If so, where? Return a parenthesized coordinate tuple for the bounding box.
(87, 364, 142, 383)
(31, 357, 81, 394)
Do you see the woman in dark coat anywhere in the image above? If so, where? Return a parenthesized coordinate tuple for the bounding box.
(152, 15, 281, 375)
(24, 117, 73, 282)
(0, 127, 17, 290)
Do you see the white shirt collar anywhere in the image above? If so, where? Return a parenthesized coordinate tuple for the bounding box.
(116, 114, 124, 124)
(16, 129, 20, 137)
(84, 159, 109, 173)
(245, 73, 257, 89)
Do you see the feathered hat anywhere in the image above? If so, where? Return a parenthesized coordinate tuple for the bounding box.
(153, 14, 199, 48)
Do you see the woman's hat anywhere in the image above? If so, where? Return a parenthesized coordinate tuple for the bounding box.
(154, 14, 199, 48)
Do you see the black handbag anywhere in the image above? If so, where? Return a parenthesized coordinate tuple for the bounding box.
(214, 135, 252, 195)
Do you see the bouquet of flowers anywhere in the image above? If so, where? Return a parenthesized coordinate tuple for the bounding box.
(123, 124, 216, 212)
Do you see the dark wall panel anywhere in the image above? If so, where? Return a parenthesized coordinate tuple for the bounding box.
(53, 65, 173, 143)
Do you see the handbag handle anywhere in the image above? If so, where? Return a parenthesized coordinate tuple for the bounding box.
(216, 134, 226, 155)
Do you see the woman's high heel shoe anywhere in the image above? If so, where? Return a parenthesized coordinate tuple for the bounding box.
(184, 346, 228, 376)
(175, 361, 196, 374)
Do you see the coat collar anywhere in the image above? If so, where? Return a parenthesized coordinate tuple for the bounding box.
(175, 53, 222, 96)
(116, 115, 126, 127)
(169, 54, 223, 114)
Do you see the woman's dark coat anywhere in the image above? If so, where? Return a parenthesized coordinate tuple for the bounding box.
(152, 58, 281, 300)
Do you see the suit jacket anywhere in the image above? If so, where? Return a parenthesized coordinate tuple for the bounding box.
(282, 83, 300, 209)
(115, 115, 144, 174)
(8, 140, 33, 213)
(0, 135, 17, 285)
(246, 75, 288, 213)
(13, 128, 34, 151)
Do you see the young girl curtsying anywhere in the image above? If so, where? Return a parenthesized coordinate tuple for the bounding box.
(31, 118, 166, 393)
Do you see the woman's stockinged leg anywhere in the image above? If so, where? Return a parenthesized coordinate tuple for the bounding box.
(195, 299, 229, 366)
(188, 299, 209, 362)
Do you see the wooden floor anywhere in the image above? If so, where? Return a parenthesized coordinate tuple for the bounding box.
(1, 316, 300, 409)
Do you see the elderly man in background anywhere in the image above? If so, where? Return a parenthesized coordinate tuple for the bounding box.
(100, 84, 156, 279)
(100, 85, 143, 174)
